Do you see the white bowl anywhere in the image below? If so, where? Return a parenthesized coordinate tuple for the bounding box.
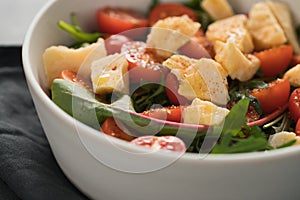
(22, 0, 300, 199)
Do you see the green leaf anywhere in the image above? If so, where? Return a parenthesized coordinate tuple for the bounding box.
(51, 79, 206, 137)
(147, 0, 160, 14)
(221, 98, 249, 136)
(212, 136, 268, 154)
(58, 20, 101, 43)
(277, 139, 296, 149)
(211, 99, 269, 154)
(242, 80, 269, 90)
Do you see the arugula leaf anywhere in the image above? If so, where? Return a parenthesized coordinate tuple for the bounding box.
(296, 24, 300, 42)
(211, 99, 269, 154)
(131, 81, 170, 113)
(183, 0, 214, 31)
(147, 0, 160, 14)
(277, 139, 296, 149)
(220, 98, 249, 136)
(212, 136, 268, 153)
(58, 13, 103, 48)
(242, 80, 269, 90)
(183, 0, 202, 8)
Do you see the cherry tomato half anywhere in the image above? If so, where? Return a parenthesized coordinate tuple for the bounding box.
(251, 78, 290, 114)
(121, 41, 169, 83)
(165, 72, 191, 106)
(148, 3, 197, 26)
(101, 117, 135, 141)
(58, 70, 92, 90)
(105, 34, 132, 55)
(288, 88, 300, 122)
(131, 135, 186, 152)
(254, 45, 293, 77)
(296, 119, 300, 136)
(97, 7, 148, 34)
(141, 106, 184, 122)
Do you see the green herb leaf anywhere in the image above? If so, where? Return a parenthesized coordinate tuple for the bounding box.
(277, 139, 296, 149)
(242, 80, 269, 90)
(211, 99, 269, 154)
(147, 0, 160, 14)
(57, 13, 103, 48)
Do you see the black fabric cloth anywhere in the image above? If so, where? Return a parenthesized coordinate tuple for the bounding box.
(0, 47, 89, 200)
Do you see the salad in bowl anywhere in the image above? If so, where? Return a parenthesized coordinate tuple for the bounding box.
(22, 0, 300, 199)
(43, 0, 300, 154)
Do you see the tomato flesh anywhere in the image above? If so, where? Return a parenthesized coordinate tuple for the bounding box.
(141, 106, 183, 122)
(251, 79, 290, 114)
(148, 3, 197, 26)
(58, 70, 92, 90)
(289, 88, 300, 122)
(121, 41, 170, 83)
(131, 135, 186, 152)
(254, 45, 293, 77)
(101, 117, 135, 141)
(97, 7, 148, 34)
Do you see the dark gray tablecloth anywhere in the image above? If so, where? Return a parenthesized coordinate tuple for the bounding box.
(0, 47, 89, 200)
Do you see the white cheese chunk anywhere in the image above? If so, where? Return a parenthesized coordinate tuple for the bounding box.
(201, 0, 234, 20)
(183, 98, 229, 126)
(266, 1, 300, 55)
(91, 54, 129, 95)
(146, 15, 200, 59)
(269, 131, 300, 148)
(284, 64, 300, 87)
(163, 55, 229, 105)
(247, 2, 287, 51)
(206, 14, 254, 53)
(43, 38, 106, 88)
(214, 41, 260, 81)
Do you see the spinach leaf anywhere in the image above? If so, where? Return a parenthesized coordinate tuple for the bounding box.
(51, 79, 206, 137)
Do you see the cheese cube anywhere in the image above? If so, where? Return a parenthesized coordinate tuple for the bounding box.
(146, 15, 200, 59)
(201, 0, 234, 20)
(163, 55, 229, 105)
(247, 2, 287, 51)
(284, 64, 300, 87)
(206, 14, 254, 53)
(91, 54, 129, 95)
(214, 41, 260, 81)
(43, 38, 106, 88)
(183, 98, 229, 126)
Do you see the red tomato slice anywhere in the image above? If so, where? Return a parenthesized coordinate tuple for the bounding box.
(254, 45, 293, 77)
(251, 78, 290, 114)
(141, 106, 184, 122)
(131, 135, 186, 152)
(101, 117, 135, 141)
(148, 3, 197, 26)
(165, 73, 191, 106)
(296, 119, 300, 136)
(58, 70, 92, 90)
(288, 88, 300, 122)
(121, 41, 169, 83)
(97, 7, 148, 34)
